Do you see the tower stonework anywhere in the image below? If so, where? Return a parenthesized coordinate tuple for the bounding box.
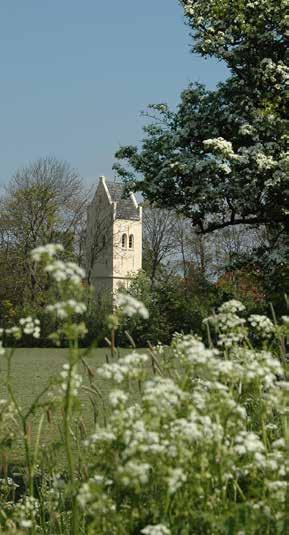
(86, 176, 142, 299)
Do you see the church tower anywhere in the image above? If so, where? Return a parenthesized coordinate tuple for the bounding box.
(86, 176, 142, 298)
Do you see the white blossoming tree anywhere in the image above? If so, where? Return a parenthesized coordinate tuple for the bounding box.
(114, 0, 289, 259)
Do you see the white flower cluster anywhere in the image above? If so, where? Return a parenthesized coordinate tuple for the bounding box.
(46, 300, 87, 319)
(97, 352, 149, 383)
(31, 243, 86, 287)
(282, 316, 289, 326)
(143, 377, 187, 416)
(239, 123, 256, 136)
(19, 317, 41, 338)
(0, 325, 22, 357)
(248, 314, 275, 337)
(0, 398, 17, 441)
(80, 302, 289, 532)
(203, 137, 236, 159)
(77, 474, 114, 510)
(45, 260, 85, 285)
(13, 496, 40, 531)
(260, 58, 289, 86)
(172, 334, 218, 366)
(108, 389, 128, 408)
(255, 151, 276, 171)
(4, 326, 21, 339)
(141, 525, 171, 535)
(115, 292, 149, 319)
(234, 431, 265, 457)
(122, 418, 164, 458)
(218, 300, 246, 314)
(31, 243, 64, 262)
(85, 426, 116, 446)
(60, 363, 82, 397)
(205, 300, 248, 348)
(167, 467, 187, 495)
(117, 460, 151, 487)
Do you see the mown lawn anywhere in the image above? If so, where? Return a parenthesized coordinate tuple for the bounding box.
(0, 347, 145, 464)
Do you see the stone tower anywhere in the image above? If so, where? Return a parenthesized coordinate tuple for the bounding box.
(86, 176, 142, 298)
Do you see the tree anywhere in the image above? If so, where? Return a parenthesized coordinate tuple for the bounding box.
(0, 157, 88, 309)
(114, 0, 289, 251)
(142, 205, 177, 286)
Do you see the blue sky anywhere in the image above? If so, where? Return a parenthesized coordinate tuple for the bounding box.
(0, 1, 228, 190)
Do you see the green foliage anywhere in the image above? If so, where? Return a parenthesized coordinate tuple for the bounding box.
(83, 290, 114, 346)
(116, 270, 221, 346)
(1, 244, 289, 533)
(114, 0, 289, 263)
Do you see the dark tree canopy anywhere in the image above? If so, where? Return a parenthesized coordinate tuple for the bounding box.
(114, 0, 289, 238)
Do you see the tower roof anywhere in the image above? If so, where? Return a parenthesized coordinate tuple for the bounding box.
(106, 180, 140, 220)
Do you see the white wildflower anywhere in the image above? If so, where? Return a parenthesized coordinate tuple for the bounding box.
(20, 520, 33, 529)
(45, 260, 85, 285)
(248, 315, 275, 337)
(234, 431, 265, 456)
(141, 525, 171, 535)
(77, 482, 92, 508)
(19, 317, 41, 339)
(218, 300, 246, 314)
(116, 292, 149, 319)
(85, 426, 116, 446)
(5, 326, 21, 339)
(31, 243, 64, 262)
(118, 460, 151, 486)
(46, 300, 87, 319)
(143, 377, 187, 415)
(109, 389, 128, 408)
(122, 420, 163, 458)
(97, 352, 148, 383)
(272, 438, 286, 450)
(167, 467, 187, 494)
(59, 363, 82, 397)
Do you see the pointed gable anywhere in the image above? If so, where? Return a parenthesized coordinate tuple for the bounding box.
(106, 181, 140, 220)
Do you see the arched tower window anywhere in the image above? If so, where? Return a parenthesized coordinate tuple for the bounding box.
(129, 234, 134, 249)
(121, 233, 127, 248)
(102, 235, 106, 248)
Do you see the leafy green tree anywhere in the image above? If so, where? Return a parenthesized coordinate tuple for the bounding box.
(115, 267, 222, 346)
(114, 0, 289, 244)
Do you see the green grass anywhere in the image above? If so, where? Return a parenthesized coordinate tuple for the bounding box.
(0, 347, 145, 464)
(0, 347, 138, 409)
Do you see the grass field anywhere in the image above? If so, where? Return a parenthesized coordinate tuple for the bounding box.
(0, 347, 139, 409)
(0, 347, 144, 464)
